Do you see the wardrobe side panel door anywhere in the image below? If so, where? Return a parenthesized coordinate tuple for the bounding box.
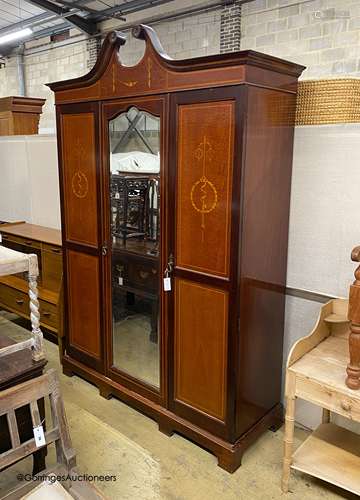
(67, 250, 101, 358)
(57, 103, 104, 372)
(175, 279, 228, 421)
(176, 101, 234, 278)
(60, 112, 99, 247)
(169, 90, 238, 437)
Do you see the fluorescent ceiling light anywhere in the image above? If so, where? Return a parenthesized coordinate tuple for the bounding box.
(0, 28, 32, 45)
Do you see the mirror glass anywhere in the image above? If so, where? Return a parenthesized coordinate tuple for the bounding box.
(109, 107, 160, 389)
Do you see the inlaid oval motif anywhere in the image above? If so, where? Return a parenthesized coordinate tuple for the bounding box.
(190, 176, 218, 214)
(71, 171, 89, 199)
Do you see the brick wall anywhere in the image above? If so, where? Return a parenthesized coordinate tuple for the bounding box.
(220, 1, 242, 53)
(23, 39, 88, 131)
(86, 37, 102, 70)
(0, 57, 21, 96)
(241, 0, 360, 78)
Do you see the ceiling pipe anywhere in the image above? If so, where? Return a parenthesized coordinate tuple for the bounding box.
(15, 47, 26, 96)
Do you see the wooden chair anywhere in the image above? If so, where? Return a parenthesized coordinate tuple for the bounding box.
(0, 369, 105, 500)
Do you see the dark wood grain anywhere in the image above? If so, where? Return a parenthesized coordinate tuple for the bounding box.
(50, 23, 304, 473)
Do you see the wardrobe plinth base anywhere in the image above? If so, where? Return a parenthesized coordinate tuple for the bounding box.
(62, 365, 74, 378)
(62, 355, 283, 474)
(158, 419, 175, 437)
(99, 385, 113, 400)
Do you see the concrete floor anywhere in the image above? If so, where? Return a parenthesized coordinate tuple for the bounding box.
(0, 312, 355, 500)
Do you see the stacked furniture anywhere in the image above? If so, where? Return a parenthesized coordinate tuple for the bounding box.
(282, 246, 360, 495)
(0, 96, 45, 135)
(0, 334, 47, 476)
(48, 24, 304, 471)
(0, 369, 105, 499)
(0, 223, 62, 345)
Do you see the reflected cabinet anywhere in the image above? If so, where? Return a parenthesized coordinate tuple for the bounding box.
(48, 25, 304, 472)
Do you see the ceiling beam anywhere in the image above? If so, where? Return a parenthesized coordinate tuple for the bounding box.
(89, 0, 177, 20)
(54, 0, 125, 20)
(0, 0, 94, 37)
(0, 12, 52, 36)
(24, 0, 98, 34)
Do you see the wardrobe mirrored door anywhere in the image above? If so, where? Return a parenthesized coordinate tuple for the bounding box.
(108, 106, 161, 389)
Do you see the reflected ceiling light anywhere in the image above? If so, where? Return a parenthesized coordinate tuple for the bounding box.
(0, 28, 32, 45)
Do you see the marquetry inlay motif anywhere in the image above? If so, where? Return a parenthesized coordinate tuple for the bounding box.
(176, 101, 234, 278)
(190, 136, 218, 241)
(147, 57, 152, 88)
(71, 171, 88, 199)
(71, 139, 89, 199)
(111, 65, 138, 90)
(121, 80, 138, 88)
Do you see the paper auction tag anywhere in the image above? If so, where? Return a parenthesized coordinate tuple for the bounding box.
(33, 425, 46, 448)
(163, 277, 171, 291)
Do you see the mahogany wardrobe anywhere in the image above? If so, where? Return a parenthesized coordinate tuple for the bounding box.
(48, 25, 304, 472)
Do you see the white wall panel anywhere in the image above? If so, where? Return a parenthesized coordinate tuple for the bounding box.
(288, 124, 360, 298)
(0, 135, 60, 229)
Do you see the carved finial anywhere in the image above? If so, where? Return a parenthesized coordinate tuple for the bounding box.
(346, 245, 360, 390)
(352, 246, 360, 283)
(131, 24, 173, 61)
(106, 30, 126, 47)
(131, 25, 144, 40)
(351, 246, 360, 262)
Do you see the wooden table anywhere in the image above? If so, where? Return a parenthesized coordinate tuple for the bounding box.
(0, 334, 47, 474)
(282, 298, 360, 495)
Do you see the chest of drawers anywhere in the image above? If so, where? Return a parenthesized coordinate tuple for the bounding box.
(0, 223, 62, 343)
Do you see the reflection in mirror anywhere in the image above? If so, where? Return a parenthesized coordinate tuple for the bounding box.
(109, 107, 160, 389)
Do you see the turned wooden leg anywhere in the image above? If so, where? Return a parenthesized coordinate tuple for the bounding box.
(322, 408, 330, 424)
(28, 255, 45, 362)
(346, 247, 360, 390)
(346, 323, 360, 389)
(282, 396, 295, 493)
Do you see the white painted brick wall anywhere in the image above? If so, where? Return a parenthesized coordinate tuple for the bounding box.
(0, 58, 21, 96)
(23, 40, 88, 131)
(241, 0, 360, 79)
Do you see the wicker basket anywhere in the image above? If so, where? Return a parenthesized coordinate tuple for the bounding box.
(296, 79, 360, 126)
